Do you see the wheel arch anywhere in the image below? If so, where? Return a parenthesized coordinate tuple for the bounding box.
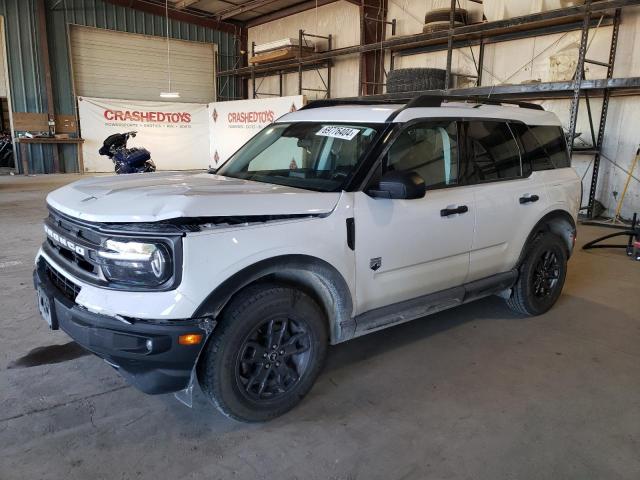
(518, 209, 577, 264)
(193, 255, 355, 344)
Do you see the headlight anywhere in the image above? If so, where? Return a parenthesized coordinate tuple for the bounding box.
(98, 239, 172, 287)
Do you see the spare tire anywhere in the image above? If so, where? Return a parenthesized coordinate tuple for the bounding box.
(425, 8, 468, 25)
(386, 68, 446, 93)
(423, 21, 464, 34)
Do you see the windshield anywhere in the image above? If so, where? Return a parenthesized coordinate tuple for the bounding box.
(217, 122, 384, 192)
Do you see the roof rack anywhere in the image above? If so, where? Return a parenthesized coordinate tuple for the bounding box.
(406, 94, 545, 110)
(299, 94, 545, 112)
(298, 98, 404, 110)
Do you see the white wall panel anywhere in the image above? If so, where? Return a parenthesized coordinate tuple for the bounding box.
(247, 1, 360, 99)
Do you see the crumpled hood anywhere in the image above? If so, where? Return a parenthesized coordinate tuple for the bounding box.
(46, 172, 341, 223)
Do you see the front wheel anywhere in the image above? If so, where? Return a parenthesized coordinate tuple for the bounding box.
(197, 283, 328, 422)
(506, 232, 568, 316)
(144, 160, 156, 172)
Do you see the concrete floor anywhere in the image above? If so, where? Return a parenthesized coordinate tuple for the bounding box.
(1, 174, 639, 480)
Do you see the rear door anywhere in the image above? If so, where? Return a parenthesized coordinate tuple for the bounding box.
(517, 124, 581, 217)
(354, 120, 475, 314)
(461, 120, 549, 282)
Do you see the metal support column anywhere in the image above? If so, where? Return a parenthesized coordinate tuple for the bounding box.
(36, 0, 60, 172)
(327, 34, 332, 98)
(444, 0, 456, 90)
(477, 38, 485, 86)
(298, 29, 304, 95)
(587, 7, 622, 218)
(567, 0, 592, 158)
(359, 2, 365, 96)
(251, 66, 256, 98)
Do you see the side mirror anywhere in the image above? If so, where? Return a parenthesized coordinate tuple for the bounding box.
(367, 170, 426, 200)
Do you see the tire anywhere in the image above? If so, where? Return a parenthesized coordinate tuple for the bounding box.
(197, 283, 328, 422)
(506, 232, 568, 316)
(424, 8, 468, 24)
(386, 68, 446, 93)
(144, 160, 156, 172)
(423, 22, 464, 34)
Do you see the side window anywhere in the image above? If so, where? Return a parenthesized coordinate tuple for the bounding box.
(460, 121, 522, 184)
(387, 121, 458, 189)
(509, 122, 541, 175)
(528, 125, 570, 169)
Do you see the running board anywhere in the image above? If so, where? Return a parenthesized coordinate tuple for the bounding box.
(353, 270, 517, 336)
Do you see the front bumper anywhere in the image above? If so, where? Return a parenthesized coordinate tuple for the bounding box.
(34, 259, 213, 394)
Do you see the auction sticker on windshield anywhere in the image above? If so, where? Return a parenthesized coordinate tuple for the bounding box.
(316, 126, 360, 141)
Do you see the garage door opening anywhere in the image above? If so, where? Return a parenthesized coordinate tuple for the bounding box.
(69, 25, 216, 104)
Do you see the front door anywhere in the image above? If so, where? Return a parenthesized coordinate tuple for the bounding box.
(354, 120, 475, 314)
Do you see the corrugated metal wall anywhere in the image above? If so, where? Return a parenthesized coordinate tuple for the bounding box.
(0, 0, 239, 173)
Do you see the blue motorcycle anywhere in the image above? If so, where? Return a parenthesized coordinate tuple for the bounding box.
(98, 131, 156, 174)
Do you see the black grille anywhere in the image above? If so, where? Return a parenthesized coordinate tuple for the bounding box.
(45, 261, 81, 301)
(46, 209, 103, 281)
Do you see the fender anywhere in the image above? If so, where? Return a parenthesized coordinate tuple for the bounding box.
(193, 254, 355, 344)
(517, 209, 577, 265)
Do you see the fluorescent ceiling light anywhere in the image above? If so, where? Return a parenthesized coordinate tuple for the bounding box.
(160, 92, 180, 98)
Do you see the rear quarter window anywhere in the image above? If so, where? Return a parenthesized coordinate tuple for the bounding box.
(527, 125, 570, 170)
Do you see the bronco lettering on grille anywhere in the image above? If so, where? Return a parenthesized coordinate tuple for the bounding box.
(44, 225, 86, 256)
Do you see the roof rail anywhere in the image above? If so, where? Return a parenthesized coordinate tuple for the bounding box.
(299, 94, 544, 111)
(406, 94, 545, 110)
(299, 98, 404, 110)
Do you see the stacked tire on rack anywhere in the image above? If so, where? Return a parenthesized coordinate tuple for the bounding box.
(386, 8, 468, 94)
(386, 68, 447, 93)
(423, 8, 468, 33)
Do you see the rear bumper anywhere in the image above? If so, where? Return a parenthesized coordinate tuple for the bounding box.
(34, 259, 213, 394)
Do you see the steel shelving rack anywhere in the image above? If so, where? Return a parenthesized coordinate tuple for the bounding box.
(249, 30, 333, 99)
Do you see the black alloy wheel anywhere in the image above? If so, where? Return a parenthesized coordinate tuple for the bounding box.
(236, 316, 312, 401)
(532, 250, 561, 298)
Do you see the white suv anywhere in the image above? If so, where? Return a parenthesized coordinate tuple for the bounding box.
(34, 96, 581, 421)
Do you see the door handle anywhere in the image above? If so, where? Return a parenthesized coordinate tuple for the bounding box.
(440, 205, 469, 217)
(519, 194, 540, 204)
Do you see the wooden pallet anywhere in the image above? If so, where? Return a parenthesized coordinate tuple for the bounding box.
(250, 46, 315, 65)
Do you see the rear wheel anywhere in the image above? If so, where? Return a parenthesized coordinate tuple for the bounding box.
(197, 283, 327, 422)
(506, 232, 568, 316)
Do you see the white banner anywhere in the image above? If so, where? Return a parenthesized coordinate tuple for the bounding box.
(78, 96, 210, 172)
(208, 95, 305, 168)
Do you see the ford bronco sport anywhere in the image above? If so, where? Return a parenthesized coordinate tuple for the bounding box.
(34, 95, 580, 422)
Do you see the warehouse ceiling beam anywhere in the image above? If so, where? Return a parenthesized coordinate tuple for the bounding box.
(245, 0, 341, 27)
(174, 0, 201, 8)
(103, 0, 242, 34)
(216, 0, 282, 20)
